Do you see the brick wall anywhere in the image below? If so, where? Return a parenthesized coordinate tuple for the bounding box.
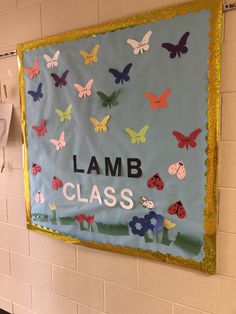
(0, 0, 235, 313)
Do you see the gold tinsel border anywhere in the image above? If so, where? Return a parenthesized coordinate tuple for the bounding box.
(17, 0, 222, 274)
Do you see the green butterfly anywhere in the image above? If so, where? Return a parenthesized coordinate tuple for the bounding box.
(125, 125, 150, 144)
(97, 90, 120, 108)
(55, 104, 72, 122)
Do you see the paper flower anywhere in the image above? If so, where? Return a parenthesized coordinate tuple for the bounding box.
(144, 211, 164, 232)
(129, 216, 148, 236)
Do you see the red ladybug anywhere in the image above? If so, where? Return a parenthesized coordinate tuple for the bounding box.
(52, 176, 63, 190)
(168, 200, 186, 219)
(32, 163, 42, 176)
(147, 173, 164, 190)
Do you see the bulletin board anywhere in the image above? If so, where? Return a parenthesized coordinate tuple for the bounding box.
(17, 0, 222, 274)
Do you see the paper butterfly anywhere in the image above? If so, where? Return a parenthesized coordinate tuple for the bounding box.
(50, 131, 66, 150)
(32, 163, 42, 176)
(51, 70, 69, 88)
(145, 88, 172, 110)
(162, 32, 190, 59)
(109, 63, 133, 84)
(90, 115, 111, 133)
(35, 192, 45, 204)
(24, 58, 40, 79)
(80, 44, 100, 65)
(28, 82, 43, 102)
(55, 104, 72, 122)
(74, 79, 93, 98)
(172, 128, 202, 150)
(97, 90, 120, 108)
(32, 119, 47, 137)
(49, 202, 57, 210)
(43, 50, 60, 68)
(168, 161, 186, 180)
(147, 173, 164, 191)
(127, 30, 152, 55)
(139, 196, 155, 210)
(125, 125, 150, 144)
(52, 176, 63, 190)
(168, 200, 186, 219)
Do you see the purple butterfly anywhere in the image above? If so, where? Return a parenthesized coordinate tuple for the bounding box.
(109, 63, 133, 84)
(51, 70, 69, 88)
(28, 83, 43, 102)
(162, 32, 190, 59)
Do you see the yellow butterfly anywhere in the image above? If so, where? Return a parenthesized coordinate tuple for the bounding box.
(90, 115, 111, 133)
(55, 104, 72, 122)
(80, 44, 100, 65)
(125, 125, 150, 144)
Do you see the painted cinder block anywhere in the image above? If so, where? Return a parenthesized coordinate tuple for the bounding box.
(0, 249, 10, 275)
(53, 265, 104, 310)
(217, 276, 236, 314)
(10, 252, 52, 289)
(219, 188, 236, 233)
(41, 0, 99, 37)
(0, 222, 29, 255)
(217, 232, 236, 278)
(105, 282, 172, 314)
(0, 274, 31, 309)
(32, 286, 78, 314)
(77, 246, 137, 288)
(137, 259, 217, 313)
(30, 231, 77, 269)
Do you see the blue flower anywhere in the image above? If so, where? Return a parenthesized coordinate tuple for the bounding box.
(144, 211, 164, 232)
(129, 216, 148, 236)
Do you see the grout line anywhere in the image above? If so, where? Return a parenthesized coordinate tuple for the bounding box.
(217, 230, 236, 236)
(98, 0, 101, 24)
(39, 1, 43, 37)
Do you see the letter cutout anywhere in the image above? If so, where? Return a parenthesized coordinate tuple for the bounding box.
(127, 158, 142, 178)
(105, 157, 122, 176)
(120, 188, 134, 209)
(77, 184, 88, 202)
(63, 182, 76, 201)
(87, 156, 100, 175)
(89, 185, 102, 204)
(104, 186, 117, 207)
(73, 155, 85, 173)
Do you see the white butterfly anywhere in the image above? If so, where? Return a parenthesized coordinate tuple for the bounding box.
(168, 161, 186, 180)
(74, 79, 93, 98)
(127, 30, 152, 55)
(35, 192, 45, 204)
(50, 131, 66, 150)
(43, 50, 60, 68)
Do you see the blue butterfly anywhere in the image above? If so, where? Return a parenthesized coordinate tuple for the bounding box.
(28, 83, 43, 102)
(51, 70, 69, 88)
(109, 63, 133, 84)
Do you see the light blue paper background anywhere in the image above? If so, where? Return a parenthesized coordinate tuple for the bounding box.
(23, 10, 210, 262)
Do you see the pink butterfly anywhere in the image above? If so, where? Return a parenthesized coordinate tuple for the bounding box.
(24, 58, 40, 79)
(32, 119, 47, 137)
(74, 79, 93, 98)
(168, 161, 186, 180)
(50, 131, 66, 150)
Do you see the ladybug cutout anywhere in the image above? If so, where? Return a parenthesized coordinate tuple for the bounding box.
(147, 173, 164, 190)
(168, 200, 186, 219)
(52, 176, 63, 190)
(32, 163, 42, 176)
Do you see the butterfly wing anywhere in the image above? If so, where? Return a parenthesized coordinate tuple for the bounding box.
(91, 44, 100, 63)
(137, 125, 150, 143)
(51, 73, 61, 87)
(43, 54, 53, 68)
(144, 92, 160, 110)
(178, 32, 190, 54)
(80, 50, 90, 64)
(61, 70, 69, 86)
(158, 88, 172, 108)
(125, 128, 138, 144)
(97, 91, 109, 106)
(172, 131, 187, 149)
(162, 43, 177, 59)
(50, 139, 60, 150)
(142, 30, 152, 44)
(127, 39, 140, 55)
(59, 131, 66, 147)
(65, 104, 72, 121)
(100, 115, 111, 132)
(74, 83, 84, 98)
(90, 117, 100, 132)
(109, 68, 122, 84)
(55, 108, 65, 122)
(85, 79, 93, 96)
(121, 63, 132, 82)
(52, 50, 60, 67)
(187, 128, 202, 148)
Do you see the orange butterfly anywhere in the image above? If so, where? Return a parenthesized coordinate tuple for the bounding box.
(145, 88, 172, 110)
(24, 58, 40, 79)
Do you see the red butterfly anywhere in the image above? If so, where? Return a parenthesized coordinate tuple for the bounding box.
(32, 163, 42, 176)
(168, 201, 186, 219)
(32, 119, 47, 137)
(172, 128, 201, 150)
(52, 176, 63, 190)
(145, 88, 172, 110)
(147, 173, 164, 190)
